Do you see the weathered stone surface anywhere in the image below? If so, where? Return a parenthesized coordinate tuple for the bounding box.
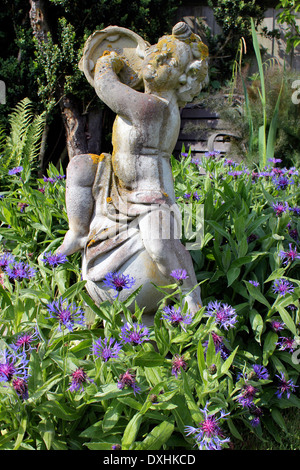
(57, 22, 209, 322)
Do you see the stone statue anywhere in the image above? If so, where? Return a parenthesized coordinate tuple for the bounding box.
(57, 22, 209, 324)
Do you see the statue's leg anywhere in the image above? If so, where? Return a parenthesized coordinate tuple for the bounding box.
(56, 154, 98, 256)
(138, 209, 202, 314)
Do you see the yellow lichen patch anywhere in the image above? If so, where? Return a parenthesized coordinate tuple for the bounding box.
(89, 153, 106, 164)
(163, 192, 169, 198)
(87, 238, 96, 247)
(196, 42, 209, 59)
(106, 197, 112, 203)
(102, 50, 112, 57)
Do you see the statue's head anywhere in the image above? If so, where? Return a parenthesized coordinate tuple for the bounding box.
(141, 22, 208, 103)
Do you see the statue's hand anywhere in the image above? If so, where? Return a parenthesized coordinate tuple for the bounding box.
(95, 51, 125, 75)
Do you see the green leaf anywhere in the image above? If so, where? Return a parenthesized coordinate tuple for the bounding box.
(227, 267, 240, 286)
(271, 408, 288, 433)
(277, 305, 297, 336)
(197, 339, 207, 384)
(133, 351, 165, 367)
(35, 400, 82, 421)
(182, 373, 203, 423)
(205, 333, 217, 366)
(80, 291, 111, 323)
(93, 383, 132, 401)
(13, 416, 27, 450)
(121, 412, 143, 450)
(227, 418, 243, 441)
(38, 421, 55, 450)
(263, 331, 278, 365)
(102, 399, 124, 432)
(266, 83, 282, 162)
(61, 280, 86, 300)
(171, 395, 193, 435)
(249, 309, 264, 344)
(221, 346, 238, 375)
(245, 281, 271, 308)
(135, 419, 174, 450)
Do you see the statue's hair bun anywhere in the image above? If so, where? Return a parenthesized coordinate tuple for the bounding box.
(172, 22, 192, 40)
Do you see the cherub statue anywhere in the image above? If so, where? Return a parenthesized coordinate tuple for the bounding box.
(57, 22, 208, 322)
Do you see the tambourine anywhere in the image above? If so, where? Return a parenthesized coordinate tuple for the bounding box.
(79, 26, 150, 90)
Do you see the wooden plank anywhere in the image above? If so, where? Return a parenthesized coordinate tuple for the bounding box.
(181, 108, 219, 119)
(175, 140, 231, 153)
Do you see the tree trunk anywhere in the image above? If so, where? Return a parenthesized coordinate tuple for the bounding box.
(29, 0, 103, 162)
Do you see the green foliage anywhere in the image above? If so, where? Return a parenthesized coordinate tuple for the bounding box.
(3, 98, 46, 177)
(203, 0, 265, 85)
(0, 102, 299, 450)
(0, 0, 180, 123)
(276, 0, 300, 52)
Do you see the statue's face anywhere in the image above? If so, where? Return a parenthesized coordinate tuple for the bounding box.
(176, 59, 208, 104)
(141, 37, 191, 92)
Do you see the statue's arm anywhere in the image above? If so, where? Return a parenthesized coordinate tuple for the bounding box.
(93, 52, 144, 118)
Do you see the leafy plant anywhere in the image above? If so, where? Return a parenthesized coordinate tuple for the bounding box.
(276, 0, 300, 52)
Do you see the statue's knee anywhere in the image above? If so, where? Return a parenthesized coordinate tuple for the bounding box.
(67, 154, 97, 186)
(144, 239, 166, 264)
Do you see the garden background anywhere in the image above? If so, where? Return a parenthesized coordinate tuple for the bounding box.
(0, 0, 299, 451)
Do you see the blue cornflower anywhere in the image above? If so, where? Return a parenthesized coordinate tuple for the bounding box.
(8, 166, 23, 175)
(204, 150, 221, 158)
(103, 272, 135, 296)
(273, 175, 294, 190)
(0, 252, 15, 269)
(279, 244, 300, 265)
(117, 369, 141, 396)
(185, 402, 230, 450)
(41, 251, 68, 267)
(272, 201, 289, 217)
(253, 364, 269, 380)
(161, 305, 193, 331)
(68, 367, 93, 392)
(205, 301, 237, 330)
(12, 329, 40, 353)
(248, 280, 260, 286)
(275, 372, 298, 399)
(237, 383, 258, 409)
(272, 278, 295, 296)
(171, 355, 188, 378)
(277, 336, 296, 353)
(268, 158, 282, 164)
(43, 176, 56, 184)
(0, 349, 29, 383)
(289, 206, 300, 216)
(250, 407, 263, 428)
(193, 191, 201, 201)
(120, 322, 150, 345)
(170, 269, 189, 284)
(203, 331, 229, 360)
(271, 320, 285, 332)
(92, 337, 122, 362)
(5, 261, 36, 281)
(228, 170, 243, 178)
(223, 158, 238, 167)
(47, 298, 85, 332)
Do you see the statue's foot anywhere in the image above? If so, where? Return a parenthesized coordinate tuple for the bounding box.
(181, 287, 202, 316)
(184, 295, 202, 316)
(56, 230, 87, 256)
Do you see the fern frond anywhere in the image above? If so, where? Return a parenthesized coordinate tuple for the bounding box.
(4, 98, 46, 172)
